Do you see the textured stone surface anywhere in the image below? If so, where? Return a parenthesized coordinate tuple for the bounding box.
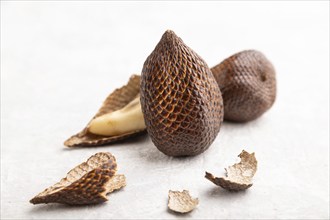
(1, 2, 329, 219)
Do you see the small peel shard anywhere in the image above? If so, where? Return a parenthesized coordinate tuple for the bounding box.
(205, 150, 257, 191)
(168, 190, 199, 214)
(64, 74, 146, 147)
(104, 174, 126, 194)
(30, 152, 126, 205)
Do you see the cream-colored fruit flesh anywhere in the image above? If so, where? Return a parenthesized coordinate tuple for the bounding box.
(88, 96, 146, 136)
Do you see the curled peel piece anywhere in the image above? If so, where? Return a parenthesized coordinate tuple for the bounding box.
(30, 152, 126, 205)
(205, 150, 257, 191)
(168, 190, 199, 214)
(64, 74, 146, 147)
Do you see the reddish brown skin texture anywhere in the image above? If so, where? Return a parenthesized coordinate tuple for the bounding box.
(30, 169, 116, 205)
(30, 153, 117, 205)
(211, 50, 276, 122)
(140, 30, 223, 157)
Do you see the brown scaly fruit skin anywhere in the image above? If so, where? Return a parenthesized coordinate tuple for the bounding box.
(30, 169, 115, 205)
(211, 50, 276, 122)
(141, 30, 223, 157)
(30, 152, 118, 205)
(205, 171, 252, 191)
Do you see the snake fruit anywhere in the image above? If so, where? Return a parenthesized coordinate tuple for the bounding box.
(140, 30, 223, 156)
(211, 50, 276, 122)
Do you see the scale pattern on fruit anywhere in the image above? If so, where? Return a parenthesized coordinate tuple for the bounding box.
(141, 30, 223, 156)
(211, 50, 276, 122)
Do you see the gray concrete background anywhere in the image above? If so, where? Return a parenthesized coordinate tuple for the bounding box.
(1, 1, 329, 219)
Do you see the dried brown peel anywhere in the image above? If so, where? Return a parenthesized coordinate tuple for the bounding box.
(64, 74, 146, 147)
(104, 174, 126, 194)
(168, 190, 199, 214)
(205, 150, 257, 191)
(30, 152, 126, 205)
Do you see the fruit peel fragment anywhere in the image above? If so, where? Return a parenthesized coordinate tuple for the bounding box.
(30, 152, 126, 205)
(205, 150, 257, 191)
(168, 190, 199, 214)
(64, 74, 146, 147)
(104, 174, 126, 195)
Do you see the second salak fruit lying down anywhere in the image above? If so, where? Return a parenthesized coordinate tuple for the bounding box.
(211, 50, 276, 122)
